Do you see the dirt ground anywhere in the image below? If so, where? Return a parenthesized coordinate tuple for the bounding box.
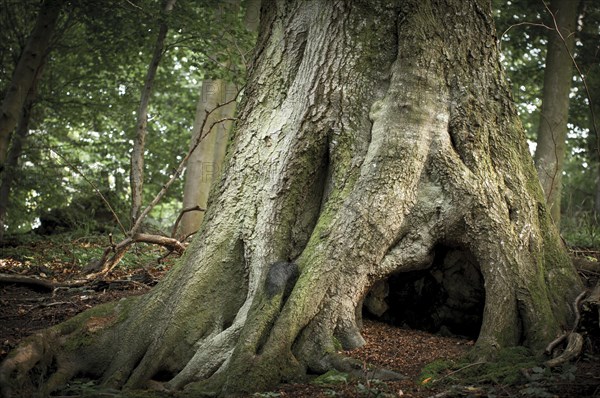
(1, 235, 599, 397)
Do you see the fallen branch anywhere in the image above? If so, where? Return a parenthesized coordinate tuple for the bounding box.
(87, 90, 243, 277)
(0, 274, 94, 290)
(83, 232, 187, 279)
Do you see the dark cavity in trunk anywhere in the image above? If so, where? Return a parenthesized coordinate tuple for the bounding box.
(363, 246, 485, 340)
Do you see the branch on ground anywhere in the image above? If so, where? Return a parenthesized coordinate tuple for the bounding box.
(87, 89, 242, 278)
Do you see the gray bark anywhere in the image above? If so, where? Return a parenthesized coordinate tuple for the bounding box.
(180, 0, 260, 236)
(534, 0, 581, 227)
(180, 80, 237, 236)
(0, 1, 583, 397)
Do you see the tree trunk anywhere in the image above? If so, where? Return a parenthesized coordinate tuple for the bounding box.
(0, 1, 583, 397)
(180, 0, 260, 236)
(0, 0, 61, 173)
(130, 0, 177, 224)
(180, 80, 237, 236)
(0, 60, 44, 241)
(534, 0, 581, 227)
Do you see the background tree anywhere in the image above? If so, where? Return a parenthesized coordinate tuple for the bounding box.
(0, 0, 62, 173)
(180, 0, 260, 236)
(0, 1, 582, 397)
(495, 0, 600, 245)
(534, 0, 581, 226)
(130, 0, 177, 225)
(0, 0, 253, 237)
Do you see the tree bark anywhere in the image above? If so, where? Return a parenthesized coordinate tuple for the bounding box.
(180, 0, 260, 236)
(534, 0, 581, 227)
(180, 80, 237, 236)
(130, 0, 177, 225)
(0, 76, 38, 241)
(0, 1, 583, 397)
(0, 0, 61, 173)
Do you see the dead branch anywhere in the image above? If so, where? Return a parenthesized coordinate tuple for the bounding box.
(81, 89, 243, 278)
(171, 205, 205, 238)
(84, 233, 185, 278)
(0, 274, 57, 290)
(49, 149, 127, 235)
(0, 274, 88, 290)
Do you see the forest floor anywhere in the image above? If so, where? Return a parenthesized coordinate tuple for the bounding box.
(1, 233, 599, 397)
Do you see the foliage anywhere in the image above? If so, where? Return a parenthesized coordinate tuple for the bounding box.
(494, 0, 600, 246)
(0, 232, 172, 272)
(1, 0, 255, 235)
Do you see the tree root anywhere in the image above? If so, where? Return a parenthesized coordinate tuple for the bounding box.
(544, 332, 584, 368)
(543, 289, 590, 368)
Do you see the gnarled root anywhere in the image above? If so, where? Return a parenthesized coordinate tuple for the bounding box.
(543, 289, 589, 368)
(544, 332, 584, 368)
(0, 330, 76, 398)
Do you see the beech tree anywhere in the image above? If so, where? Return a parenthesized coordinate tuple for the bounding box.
(0, 0, 584, 397)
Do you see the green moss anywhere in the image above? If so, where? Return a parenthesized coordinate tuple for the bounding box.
(423, 347, 542, 387)
(332, 336, 343, 352)
(312, 369, 349, 386)
(418, 359, 456, 384)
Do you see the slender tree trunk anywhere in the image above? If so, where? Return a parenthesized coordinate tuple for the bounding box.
(180, 80, 237, 236)
(0, 105, 31, 239)
(534, 0, 581, 227)
(1, 1, 583, 397)
(0, 0, 61, 173)
(180, 0, 260, 236)
(130, 0, 177, 225)
(0, 61, 44, 241)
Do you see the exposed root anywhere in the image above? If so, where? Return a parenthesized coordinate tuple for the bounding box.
(543, 289, 589, 367)
(544, 332, 584, 368)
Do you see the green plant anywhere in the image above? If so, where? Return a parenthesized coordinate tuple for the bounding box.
(312, 369, 349, 386)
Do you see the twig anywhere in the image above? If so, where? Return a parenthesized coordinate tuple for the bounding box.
(171, 205, 205, 238)
(129, 88, 242, 237)
(48, 149, 127, 235)
(542, 0, 599, 147)
(431, 361, 486, 384)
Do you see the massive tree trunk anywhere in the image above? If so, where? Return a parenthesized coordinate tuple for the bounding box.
(534, 0, 580, 227)
(0, 1, 583, 397)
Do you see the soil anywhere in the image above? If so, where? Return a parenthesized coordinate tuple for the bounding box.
(1, 236, 599, 397)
